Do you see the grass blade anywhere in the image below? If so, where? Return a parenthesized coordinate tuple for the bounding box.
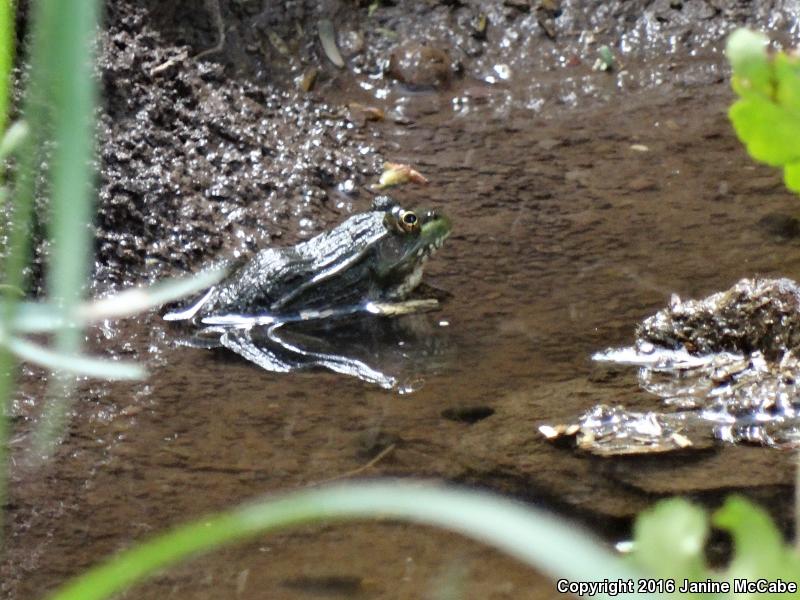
(4, 302, 65, 332)
(78, 268, 227, 321)
(0, 119, 29, 161)
(6, 336, 145, 380)
(0, 0, 13, 138)
(8, 268, 226, 333)
(45, 0, 100, 308)
(46, 481, 649, 600)
(33, 0, 101, 459)
(0, 0, 16, 546)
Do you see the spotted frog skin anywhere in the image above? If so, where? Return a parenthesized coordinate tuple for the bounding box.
(165, 197, 451, 388)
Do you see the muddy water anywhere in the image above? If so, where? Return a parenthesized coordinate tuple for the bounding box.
(6, 3, 800, 600)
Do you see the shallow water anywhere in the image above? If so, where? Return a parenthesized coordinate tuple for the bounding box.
(6, 2, 800, 599)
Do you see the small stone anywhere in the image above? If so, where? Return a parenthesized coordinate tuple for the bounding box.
(338, 30, 364, 56)
(387, 42, 453, 90)
(628, 176, 657, 191)
(537, 138, 561, 150)
(441, 405, 495, 424)
(758, 213, 800, 239)
(564, 168, 591, 186)
(504, 0, 531, 10)
(119, 405, 143, 417)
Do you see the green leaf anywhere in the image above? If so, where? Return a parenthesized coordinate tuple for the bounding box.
(784, 163, 800, 193)
(774, 53, 800, 108)
(8, 269, 225, 333)
(729, 98, 800, 166)
(632, 498, 710, 581)
(713, 496, 800, 585)
(727, 28, 800, 193)
(726, 29, 771, 97)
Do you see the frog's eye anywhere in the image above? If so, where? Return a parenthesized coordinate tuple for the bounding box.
(384, 206, 420, 234)
(398, 210, 420, 234)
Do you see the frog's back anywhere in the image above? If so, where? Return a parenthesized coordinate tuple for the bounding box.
(167, 211, 388, 320)
(205, 245, 310, 315)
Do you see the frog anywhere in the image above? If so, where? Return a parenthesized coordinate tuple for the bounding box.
(164, 196, 451, 388)
(541, 277, 800, 453)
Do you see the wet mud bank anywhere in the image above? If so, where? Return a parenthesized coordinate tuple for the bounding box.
(5, 1, 800, 598)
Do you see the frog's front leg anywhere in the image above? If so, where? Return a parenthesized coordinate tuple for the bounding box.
(291, 299, 440, 322)
(364, 298, 440, 316)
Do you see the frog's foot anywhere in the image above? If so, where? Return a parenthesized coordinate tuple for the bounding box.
(364, 298, 440, 317)
(411, 282, 453, 303)
(203, 299, 440, 326)
(202, 313, 279, 327)
(219, 329, 297, 373)
(163, 287, 217, 322)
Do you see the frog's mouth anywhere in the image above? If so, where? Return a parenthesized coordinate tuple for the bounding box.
(404, 214, 451, 262)
(380, 214, 451, 298)
(416, 232, 447, 263)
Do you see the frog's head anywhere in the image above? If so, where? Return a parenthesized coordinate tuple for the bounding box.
(372, 199, 451, 297)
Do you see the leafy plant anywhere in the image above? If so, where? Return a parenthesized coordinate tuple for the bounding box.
(43, 483, 800, 600)
(726, 28, 800, 193)
(632, 496, 800, 598)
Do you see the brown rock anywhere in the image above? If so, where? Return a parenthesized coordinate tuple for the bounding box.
(387, 42, 453, 90)
(628, 176, 658, 191)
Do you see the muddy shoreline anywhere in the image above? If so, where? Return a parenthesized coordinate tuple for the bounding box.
(5, 1, 800, 599)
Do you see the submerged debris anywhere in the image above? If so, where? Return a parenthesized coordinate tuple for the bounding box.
(540, 405, 693, 456)
(297, 67, 318, 92)
(374, 162, 429, 189)
(318, 19, 345, 68)
(536, 0, 562, 39)
(472, 13, 488, 40)
(267, 30, 292, 58)
(592, 45, 616, 72)
(542, 278, 800, 454)
(348, 103, 385, 123)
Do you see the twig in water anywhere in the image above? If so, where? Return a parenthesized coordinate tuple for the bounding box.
(150, 49, 189, 76)
(309, 443, 397, 487)
(195, 0, 226, 59)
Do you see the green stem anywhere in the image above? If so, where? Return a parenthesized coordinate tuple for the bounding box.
(0, 0, 16, 552)
(0, 0, 14, 138)
(47, 481, 648, 600)
(33, 0, 101, 460)
(0, 347, 13, 549)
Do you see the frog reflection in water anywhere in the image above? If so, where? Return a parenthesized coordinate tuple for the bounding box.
(164, 197, 452, 388)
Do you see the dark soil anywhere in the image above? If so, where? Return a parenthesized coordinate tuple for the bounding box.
(5, 1, 800, 599)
